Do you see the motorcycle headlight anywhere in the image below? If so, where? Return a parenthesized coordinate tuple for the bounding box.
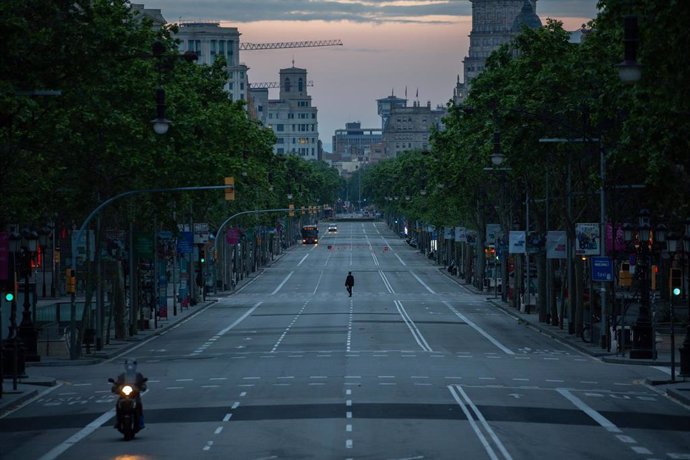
(122, 385, 134, 396)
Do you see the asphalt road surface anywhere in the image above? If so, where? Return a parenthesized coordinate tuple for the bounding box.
(1, 221, 689, 460)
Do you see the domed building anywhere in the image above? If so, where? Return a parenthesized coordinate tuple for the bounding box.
(454, 0, 542, 104)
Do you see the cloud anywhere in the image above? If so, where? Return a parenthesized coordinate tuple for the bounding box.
(150, 0, 472, 24)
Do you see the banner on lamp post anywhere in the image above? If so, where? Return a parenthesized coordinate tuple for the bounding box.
(486, 224, 502, 245)
(575, 223, 600, 255)
(455, 227, 467, 242)
(509, 231, 526, 254)
(546, 231, 567, 259)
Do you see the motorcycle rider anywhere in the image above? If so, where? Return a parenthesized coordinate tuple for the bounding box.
(112, 358, 147, 429)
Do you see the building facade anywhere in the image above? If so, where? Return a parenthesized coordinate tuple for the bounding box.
(266, 67, 320, 160)
(455, 0, 541, 103)
(332, 122, 382, 161)
(172, 21, 249, 103)
(381, 101, 446, 157)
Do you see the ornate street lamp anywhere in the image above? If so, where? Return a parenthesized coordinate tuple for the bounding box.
(679, 218, 690, 376)
(6, 231, 21, 338)
(38, 225, 51, 298)
(18, 228, 40, 362)
(624, 209, 655, 359)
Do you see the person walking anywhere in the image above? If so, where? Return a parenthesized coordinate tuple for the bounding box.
(345, 271, 355, 297)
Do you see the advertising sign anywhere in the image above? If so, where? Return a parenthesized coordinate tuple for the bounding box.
(176, 232, 194, 255)
(509, 231, 526, 254)
(591, 256, 613, 282)
(455, 227, 467, 243)
(486, 224, 502, 245)
(226, 227, 240, 245)
(576, 223, 600, 256)
(546, 231, 567, 259)
(72, 230, 96, 265)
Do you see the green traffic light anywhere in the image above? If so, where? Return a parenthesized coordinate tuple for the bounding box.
(4, 292, 14, 302)
(672, 287, 681, 296)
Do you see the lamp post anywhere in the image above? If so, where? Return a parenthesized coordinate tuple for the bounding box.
(38, 225, 51, 298)
(676, 218, 690, 376)
(17, 228, 40, 362)
(623, 210, 655, 359)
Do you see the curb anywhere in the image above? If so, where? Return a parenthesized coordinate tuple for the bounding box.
(0, 388, 39, 415)
(667, 387, 690, 406)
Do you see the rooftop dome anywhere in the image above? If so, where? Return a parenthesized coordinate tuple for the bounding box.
(511, 0, 542, 32)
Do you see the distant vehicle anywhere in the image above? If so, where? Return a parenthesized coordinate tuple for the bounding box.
(301, 225, 319, 244)
(328, 224, 338, 233)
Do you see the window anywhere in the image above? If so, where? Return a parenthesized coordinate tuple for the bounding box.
(288, 113, 294, 119)
(240, 83, 244, 90)
(210, 40, 217, 55)
(277, 124, 284, 132)
(298, 78, 304, 92)
(257, 105, 263, 112)
(284, 78, 291, 92)
(276, 138, 284, 144)
(277, 148, 284, 154)
(219, 40, 225, 54)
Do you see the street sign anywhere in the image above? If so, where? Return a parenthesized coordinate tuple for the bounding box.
(177, 232, 193, 254)
(591, 256, 613, 282)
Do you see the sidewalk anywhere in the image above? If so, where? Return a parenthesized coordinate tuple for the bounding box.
(0, 252, 279, 415)
(0, 297, 218, 415)
(438, 268, 690, 407)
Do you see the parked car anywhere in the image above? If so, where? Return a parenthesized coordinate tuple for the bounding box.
(328, 224, 338, 233)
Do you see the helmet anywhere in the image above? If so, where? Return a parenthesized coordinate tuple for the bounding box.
(124, 359, 137, 373)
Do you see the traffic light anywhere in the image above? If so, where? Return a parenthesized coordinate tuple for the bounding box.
(224, 176, 235, 201)
(670, 268, 682, 297)
(200, 249, 206, 264)
(66, 268, 76, 294)
(288, 204, 295, 217)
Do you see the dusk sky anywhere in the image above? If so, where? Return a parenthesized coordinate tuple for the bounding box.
(145, 1, 600, 151)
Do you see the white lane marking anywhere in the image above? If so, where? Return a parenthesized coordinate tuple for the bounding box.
(37, 409, 115, 460)
(223, 413, 232, 422)
(346, 424, 352, 432)
(616, 435, 636, 443)
(448, 385, 512, 460)
(313, 269, 325, 295)
(297, 253, 309, 267)
(203, 441, 214, 451)
(444, 301, 514, 355)
(232, 401, 240, 409)
(346, 439, 353, 449)
(214, 426, 224, 435)
(271, 271, 294, 295)
(411, 272, 435, 294)
(395, 300, 433, 352)
(217, 301, 263, 336)
(395, 253, 407, 266)
(631, 446, 652, 454)
(379, 270, 395, 294)
(556, 388, 621, 433)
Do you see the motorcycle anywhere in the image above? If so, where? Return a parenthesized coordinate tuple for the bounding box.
(108, 377, 147, 440)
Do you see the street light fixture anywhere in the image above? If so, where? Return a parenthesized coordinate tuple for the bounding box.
(617, 15, 642, 83)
